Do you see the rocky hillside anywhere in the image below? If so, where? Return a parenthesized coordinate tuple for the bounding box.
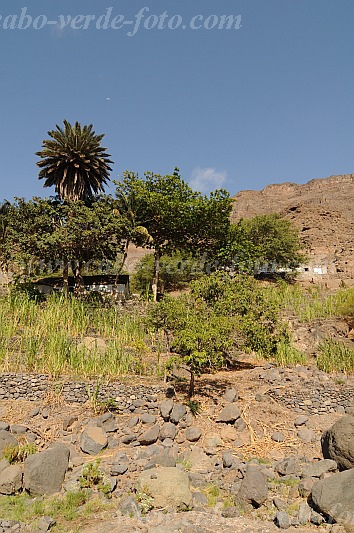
(231, 174, 354, 286)
(0, 364, 354, 531)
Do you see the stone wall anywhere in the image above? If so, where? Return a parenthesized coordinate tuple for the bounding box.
(0, 373, 163, 412)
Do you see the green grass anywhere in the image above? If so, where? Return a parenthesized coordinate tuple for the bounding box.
(0, 293, 155, 378)
(0, 490, 114, 530)
(272, 283, 354, 323)
(317, 339, 354, 374)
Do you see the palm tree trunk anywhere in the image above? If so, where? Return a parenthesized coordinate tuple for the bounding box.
(152, 250, 160, 302)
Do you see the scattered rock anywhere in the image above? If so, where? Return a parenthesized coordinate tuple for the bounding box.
(294, 415, 309, 427)
(0, 464, 22, 495)
(274, 510, 291, 529)
(135, 467, 192, 510)
(222, 387, 238, 403)
(321, 416, 354, 470)
(298, 502, 311, 524)
(170, 404, 187, 425)
(311, 468, 354, 528)
(23, 443, 70, 495)
(237, 465, 268, 508)
(80, 426, 108, 455)
(160, 422, 177, 441)
(297, 428, 315, 443)
(271, 431, 285, 442)
(138, 424, 160, 445)
(185, 427, 201, 442)
(216, 404, 241, 424)
(302, 458, 337, 478)
(0, 430, 18, 455)
(159, 400, 174, 421)
(119, 495, 141, 517)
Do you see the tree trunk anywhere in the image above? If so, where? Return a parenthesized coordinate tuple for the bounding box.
(188, 371, 195, 399)
(152, 250, 160, 302)
(74, 261, 84, 295)
(114, 240, 129, 293)
(62, 259, 69, 297)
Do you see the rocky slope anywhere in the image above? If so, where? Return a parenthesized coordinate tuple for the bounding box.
(231, 174, 354, 286)
(1, 363, 354, 532)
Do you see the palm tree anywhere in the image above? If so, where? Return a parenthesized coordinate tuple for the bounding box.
(36, 120, 113, 201)
(36, 120, 113, 294)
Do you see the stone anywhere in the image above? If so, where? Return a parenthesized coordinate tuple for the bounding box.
(0, 421, 10, 431)
(0, 430, 18, 456)
(222, 387, 238, 403)
(10, 424, 27, 435)
(80, 426, 108, 455)
(222, 452, 236, 468)
(221, 506, 240, 518)
(63, 416, 78, 431)
(185, 427, 201, 442)
(321, 416, 354, 470)
(159, 423, 177, 441)
(36, 516, 56, 531)
(297, 428, 315, 443)
(138, 424, 160, 445)
(192, 491, 208, 507)
(271, 431, 285, 443)
(0, 464, 22, 495)
(159, 400, 174, 421)
(237, 465, 268, 508)
(119, 495, 141, 517)
(294, 415, 309, 427)
(23, 443, 69, 495)
(298, 502, 311, 524)
(140, 414, 156, 425)
(310, 510, 324, 525)
(276, 458, 301, 477)
(170, 404, 187, 425)
(298, 477, 315, 497)
(274, 511, 291, 529)
(216, 404, 241, 424)
(273, 497, 287, 510)
(135, 467, 192, 510)
(0, 457, 10, 475)
(311, 469, 354, 528)
(121, 433, 136, 444)
(204, 433, 223, 448)
(110, 463, 128, 475)
(302, 459, 337, 478)
(234, 418, 247, 432)
(147, 452, 176, 468)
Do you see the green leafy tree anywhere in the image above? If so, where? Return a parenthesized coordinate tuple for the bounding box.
(8, 197, 123, 292)
(36, 120, 113, 202)
(218, 214, 305, 276)
(115, 168, 232, 300)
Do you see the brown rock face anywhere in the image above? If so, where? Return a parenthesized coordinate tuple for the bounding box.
(231, 174, 354, 286)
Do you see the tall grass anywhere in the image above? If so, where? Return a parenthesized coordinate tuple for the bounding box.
(317, 339, 354, 374)
(272, 283, 354, 323)
(0, 293, 151, 378)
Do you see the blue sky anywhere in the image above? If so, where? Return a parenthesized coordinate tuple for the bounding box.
(0, 0, 353, 199)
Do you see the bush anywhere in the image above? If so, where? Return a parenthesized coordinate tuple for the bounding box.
(191, 273, 282, 357)
(147, 272, 291, 394)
